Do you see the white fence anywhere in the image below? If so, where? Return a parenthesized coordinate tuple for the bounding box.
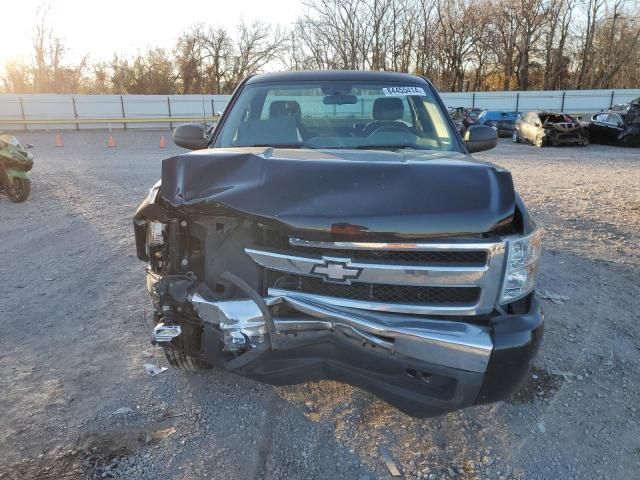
(1, 89, 639, 131)
(441, 89, 640, 113)
(0, 94, 232, 131)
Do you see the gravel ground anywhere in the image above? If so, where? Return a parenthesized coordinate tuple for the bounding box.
(0, 131, 639, 480)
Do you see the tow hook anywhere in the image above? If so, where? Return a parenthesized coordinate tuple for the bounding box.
(153, 323, 182, 343)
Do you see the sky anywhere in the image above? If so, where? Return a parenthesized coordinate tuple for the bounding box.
(0, 0, 303, 68)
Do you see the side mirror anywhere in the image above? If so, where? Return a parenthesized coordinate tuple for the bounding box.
(464, 125, 498, 153)
(173, 123, 208, 150)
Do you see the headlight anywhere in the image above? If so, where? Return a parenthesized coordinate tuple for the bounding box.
(147, 221, 165, 247)
(500, 229, 542, 303)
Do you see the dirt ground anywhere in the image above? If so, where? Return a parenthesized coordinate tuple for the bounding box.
(0, 131, 639, 480)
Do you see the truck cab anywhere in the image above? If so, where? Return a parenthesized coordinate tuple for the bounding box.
(133, 71, 543, 417)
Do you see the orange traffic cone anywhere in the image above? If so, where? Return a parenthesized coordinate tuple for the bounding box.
(55, 134, 63, 147)
(159, 135, 167, 148)
(107, 134, 116, 147)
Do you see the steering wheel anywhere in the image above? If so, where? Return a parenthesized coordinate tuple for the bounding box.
(364, 122, 412, 137)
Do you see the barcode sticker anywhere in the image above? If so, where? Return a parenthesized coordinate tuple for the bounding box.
(382, 86, 426, 96)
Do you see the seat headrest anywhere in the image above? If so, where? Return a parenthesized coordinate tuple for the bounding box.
(372, 97, 404, 121)
(269, 100, 301, 119)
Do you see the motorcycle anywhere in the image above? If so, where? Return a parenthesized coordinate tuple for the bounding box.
(0, 134, 33, 203)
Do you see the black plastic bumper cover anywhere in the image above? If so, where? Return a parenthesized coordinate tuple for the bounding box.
(476, 298, 544, 404)
(200, 298, 544, 417)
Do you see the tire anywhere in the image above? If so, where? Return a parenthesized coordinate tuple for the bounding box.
(622, 136, 636, 147)
(163, 344, 211, 372)
(512, 130, 521, 143)
(162, 322, 211, 372)
(535, 135, 545, 148)
(581, 136, 590, 147)
(6, 177, 30, 203)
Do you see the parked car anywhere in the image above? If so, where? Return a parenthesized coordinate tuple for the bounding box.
(466, 108, 483, 121)
(608, 103, 630, 119)
(134, 70, 543, 418)
(449, 107, 482, 131)
(588, 98, 640, 147)
(477, 111, 519, 137)
(448, 107, 466, 135)
(588, 112, 626, 145)
(513, 111, 588, 147)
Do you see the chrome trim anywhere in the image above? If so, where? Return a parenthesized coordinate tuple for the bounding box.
(153, 323, 182, 343)
(278, 295, 492, 372)
(245, 248, 488, 287)
(247, 241, 506, 315)
(289, 238, 501, 251)
(269, 288, 478, 316)
(191, 292, 279, 351)
(188, 294, 493, 372)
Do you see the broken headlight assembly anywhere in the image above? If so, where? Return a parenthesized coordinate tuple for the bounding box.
(145, 221, 166, 272)
(500, 229, 542, 303)
(146, 221, 166, 247)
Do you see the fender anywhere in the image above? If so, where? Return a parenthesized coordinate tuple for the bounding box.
(5, 168, 30, 182)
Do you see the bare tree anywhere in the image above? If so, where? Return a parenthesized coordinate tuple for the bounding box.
(592, 2, 640, 88)
(29, 6, 88, 93)
(542, 0, 574, 90)
(576, 0, 606, 88)
(227, 21, 287, 87)
(4, 0, 640, 94)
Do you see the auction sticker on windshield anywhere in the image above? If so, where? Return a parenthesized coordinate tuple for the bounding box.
(382, 86, 426, 96)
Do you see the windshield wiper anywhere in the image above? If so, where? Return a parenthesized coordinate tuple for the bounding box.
(249, 143, 308, 149)
(353, 144, 429, 150)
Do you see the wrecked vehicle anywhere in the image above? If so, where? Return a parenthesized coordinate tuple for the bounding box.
(513, 111, 588, 147)
(588, 98, 640, 147)
(447, 107, 466, 135)
(448, 107, 481, 133)
(133, 71, 543, 417)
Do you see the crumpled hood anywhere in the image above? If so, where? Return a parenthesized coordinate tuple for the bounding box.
(545, 122, 581, 131)
(160, 147, 516, 238)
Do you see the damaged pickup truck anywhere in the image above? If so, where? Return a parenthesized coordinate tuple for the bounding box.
(133, 71, 543, 417)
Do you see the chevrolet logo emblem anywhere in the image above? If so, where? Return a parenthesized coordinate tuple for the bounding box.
(311, 258, 362, 284)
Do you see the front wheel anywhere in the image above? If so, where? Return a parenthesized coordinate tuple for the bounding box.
(535, 135, 545, 148)
(161, 322, 211, 372)
(163, 344, 211, 372)
(512, 130, 521, 143)
(7, 177, 30, 203)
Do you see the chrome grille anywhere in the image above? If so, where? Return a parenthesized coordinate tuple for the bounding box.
(282, 247, 488, 265)
(246, 239, 506, 316)
(267, 272, 481, 305)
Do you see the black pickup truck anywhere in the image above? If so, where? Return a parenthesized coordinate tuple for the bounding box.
(133, 71, 543, 417)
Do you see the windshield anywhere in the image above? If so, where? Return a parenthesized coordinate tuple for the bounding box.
(0, 134, 20, 146)
(214, 82, 457, 151)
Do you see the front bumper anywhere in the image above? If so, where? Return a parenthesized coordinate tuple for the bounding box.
(496, 125, 515, 136)
(148, 272, 543, 417)
(546, 132, 586, 144)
